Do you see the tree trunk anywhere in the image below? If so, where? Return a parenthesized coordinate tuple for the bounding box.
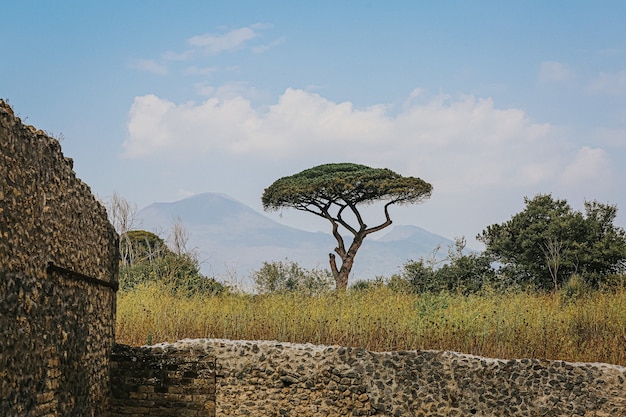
(336, 255, 355, 291)
(330, 233, 365, 291)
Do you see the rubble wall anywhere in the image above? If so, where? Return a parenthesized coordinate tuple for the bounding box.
(152, 338, 626, 417)
(0, 100, 119, 416)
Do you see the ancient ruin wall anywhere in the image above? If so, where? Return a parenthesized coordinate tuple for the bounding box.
(150, 338, 626, 417)
(109, 344, 216, 417)
(0, 100, 119, 416)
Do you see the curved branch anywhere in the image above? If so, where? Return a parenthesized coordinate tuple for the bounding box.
(301, 206, 327, 219)
(316, 204, 347, 256)
(364, 201, 394, 235)
(331, 220, 346, 257)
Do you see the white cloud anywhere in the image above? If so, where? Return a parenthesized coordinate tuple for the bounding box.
(539, 61, 574, 83)
(187, 26, 262, 54)
(128, 58, 168, 75)
(130, 24, 277, 78)
(125, 94, 177, 154)
(123, 89, 565, 193)
(559, 146, 611, 187)
(588, 71, 626, 95)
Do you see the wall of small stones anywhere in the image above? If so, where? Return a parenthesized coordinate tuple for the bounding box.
(150, 338, 626, 417)
(0, 99, 119, 416)
(109, 344, 216, 417)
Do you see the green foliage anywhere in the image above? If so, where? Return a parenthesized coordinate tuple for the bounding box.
(478, 194, 626, 290)
(396, 255, 494, 295)
(120, 230, 170, 265)
(561, 274, 592, 304)
(262, 162, 432, 211)
(415, 292, 449, 318)
(350, 276, 386, 291)
(399, 259, 439, 294)
(119, 253, 225, 296)
(392, 237, 495, 295)
(118, 229, 226, 296)
(386, 274, 415, 294)
(435, 252, 494, 294)
(252, 259, 333, 295)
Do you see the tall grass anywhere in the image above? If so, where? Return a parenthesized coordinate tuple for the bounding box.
(116, 283, 626, 366)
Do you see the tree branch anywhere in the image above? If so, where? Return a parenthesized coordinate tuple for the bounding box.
(364, 201, 394, 235)
(335, 204, 358, 235)
(347, 202, 366, 230)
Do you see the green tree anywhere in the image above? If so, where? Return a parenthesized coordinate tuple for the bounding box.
(119, 229, 225, 296)
(477, 194, 626, 290)
(262, 163, 433, 290)
(120, 230, 170, 265)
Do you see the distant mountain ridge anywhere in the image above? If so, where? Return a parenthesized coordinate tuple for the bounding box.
(137, 192, 455, 283)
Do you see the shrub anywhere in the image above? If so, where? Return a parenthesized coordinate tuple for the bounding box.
(119, 253, 226, 296)
(252, 259, 333, 295)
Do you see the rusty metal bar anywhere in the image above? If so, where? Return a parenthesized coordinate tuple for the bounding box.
(46, 262, 119, 292)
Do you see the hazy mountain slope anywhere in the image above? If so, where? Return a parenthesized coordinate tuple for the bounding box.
(137, 192, 455, 281)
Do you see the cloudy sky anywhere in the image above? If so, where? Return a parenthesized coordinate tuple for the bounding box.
(3, 1, 625, 247)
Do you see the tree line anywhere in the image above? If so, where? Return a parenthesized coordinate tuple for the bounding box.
(262, 163, 626, 293)
(107, 163, 626, 295)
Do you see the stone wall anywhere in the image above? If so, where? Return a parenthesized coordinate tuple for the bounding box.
(149, 338, 626, 417)
(0, 99, 119, 416)
(109, 344, 216, 417)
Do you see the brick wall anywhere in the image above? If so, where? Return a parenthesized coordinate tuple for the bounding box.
(0, 99, 119, 416)
(109, 344, 216, 417)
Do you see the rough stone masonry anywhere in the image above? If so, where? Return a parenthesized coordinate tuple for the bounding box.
(0, 99, 119, 416)
(145, 338, 626, 417)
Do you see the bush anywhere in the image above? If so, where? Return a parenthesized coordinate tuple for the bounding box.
(252, 259, 333, 295)
(118, 228, 226, 296)
(119, 253, 226, 296)
(350, 276, 386, 291)
(561, 274, 592, 303)
(395, 251, 494, 295)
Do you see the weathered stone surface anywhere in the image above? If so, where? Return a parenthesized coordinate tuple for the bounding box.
(109, 344, 216, 416)
(0, 99, 119, 416)
(149, 338, 626, 417)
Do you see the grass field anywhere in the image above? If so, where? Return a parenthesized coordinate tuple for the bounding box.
(116, 283, 626, 366)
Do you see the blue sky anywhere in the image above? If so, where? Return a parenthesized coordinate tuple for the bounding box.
(3, 1, 626, 247)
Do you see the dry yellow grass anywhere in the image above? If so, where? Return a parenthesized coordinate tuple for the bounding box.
(116, 283, 626, 365)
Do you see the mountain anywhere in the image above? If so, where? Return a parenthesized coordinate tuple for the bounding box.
(137, 192, 455, 284)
